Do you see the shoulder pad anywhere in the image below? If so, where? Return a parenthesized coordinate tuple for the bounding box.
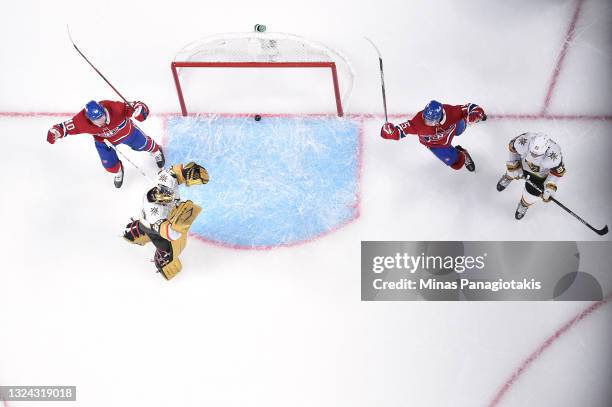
(512, 133, 531, 155)
(542, 141, 563, 169)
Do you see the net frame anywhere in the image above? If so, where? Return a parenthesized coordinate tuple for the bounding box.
(171, 32, 354, 116)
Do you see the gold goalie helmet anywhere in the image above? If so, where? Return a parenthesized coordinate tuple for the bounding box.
(149, 185, 175, 204)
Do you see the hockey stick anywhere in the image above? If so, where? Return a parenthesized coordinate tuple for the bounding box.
(66, 26, 133, 107)
(67, 27, 150, 179)
(526, 179, 608, 236)
(104, 140, 149, 179)
(364, 37, 389, 122)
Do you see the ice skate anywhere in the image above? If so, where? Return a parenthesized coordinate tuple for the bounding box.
(515, 198, 529, 220)
(455, 145, 475, 172)
(114, 161, 124, 188)
(153, 147, 165, 169)
(496, 174, 513, 191)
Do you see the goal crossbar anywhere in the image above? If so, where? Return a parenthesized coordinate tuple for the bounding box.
(170, 61, 343, 116)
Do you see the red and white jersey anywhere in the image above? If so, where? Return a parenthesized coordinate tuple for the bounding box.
(59, 100, 136, 145)
(397, 104, 468, 148)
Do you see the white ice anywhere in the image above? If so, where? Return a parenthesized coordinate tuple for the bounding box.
(1, 0, 611, 406)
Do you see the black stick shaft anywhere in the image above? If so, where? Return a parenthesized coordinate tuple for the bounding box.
(365, 37, 389, 123)
(379, 58, 388, 122)
(67, 27, 132, 107)
(526, 179, 608, 236)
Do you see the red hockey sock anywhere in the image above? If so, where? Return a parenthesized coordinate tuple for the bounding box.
(106, 162, 122, 173)
(450, 151, 465, 170)
(144, 136, 159, 153)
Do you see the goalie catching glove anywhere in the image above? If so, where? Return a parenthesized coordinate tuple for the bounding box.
(171, 162, 210, 186)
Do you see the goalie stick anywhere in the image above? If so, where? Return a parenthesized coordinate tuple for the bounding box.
(364, 37, 389, 122)
(526, 179, 608, 236)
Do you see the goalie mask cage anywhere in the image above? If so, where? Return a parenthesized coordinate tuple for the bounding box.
(171, 32, 355, 117)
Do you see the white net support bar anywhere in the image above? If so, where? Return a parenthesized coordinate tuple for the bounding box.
(171, 32, 355, 116)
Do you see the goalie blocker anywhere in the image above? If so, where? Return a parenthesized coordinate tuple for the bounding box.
(123, 162, 209, 280)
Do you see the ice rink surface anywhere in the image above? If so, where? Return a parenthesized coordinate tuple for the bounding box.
(1, 0, 611, 406)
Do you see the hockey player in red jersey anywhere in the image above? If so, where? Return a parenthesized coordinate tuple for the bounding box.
(380, 100, 486, 171)
(46, 100, 165, 188)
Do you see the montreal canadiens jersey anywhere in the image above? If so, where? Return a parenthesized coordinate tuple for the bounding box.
(510, 133, 565, 179)
(59, 100, 136, 145)
(397, 104, 468, 147)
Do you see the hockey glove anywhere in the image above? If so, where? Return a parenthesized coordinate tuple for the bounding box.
(184, 162, 209, 186)
(46, 124, 65, 144)
(123, 219, 150, 245)
(542, 182, 557, 203)
(464, 103, 486, 124)
(131, 101, 150, 122)
(172, 162, 210, 186)
(380, 122, 401, 140)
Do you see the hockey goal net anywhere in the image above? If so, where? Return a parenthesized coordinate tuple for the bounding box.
(171, 32, 354, 116)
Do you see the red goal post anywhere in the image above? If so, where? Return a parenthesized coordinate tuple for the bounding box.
(171, 32, 354, 117)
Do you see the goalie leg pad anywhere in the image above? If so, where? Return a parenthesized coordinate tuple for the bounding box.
(161, 258, 182, 280)
(154, 249, 182, 280)
(171, 232, 188, 257)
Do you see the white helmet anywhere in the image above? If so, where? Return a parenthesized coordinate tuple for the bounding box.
(528, 133, 551, 158)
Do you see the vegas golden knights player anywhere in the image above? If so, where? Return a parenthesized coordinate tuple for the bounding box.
(123, 162, 209, 280)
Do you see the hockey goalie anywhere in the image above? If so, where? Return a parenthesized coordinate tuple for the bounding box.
(496, 132, 565, 220)
(123, 162, 209, 280)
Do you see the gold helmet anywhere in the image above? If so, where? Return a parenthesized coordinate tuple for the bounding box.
(147, 185, 175, 204)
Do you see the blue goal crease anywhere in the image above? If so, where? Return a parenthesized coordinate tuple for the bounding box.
(165, 116, 361, 247)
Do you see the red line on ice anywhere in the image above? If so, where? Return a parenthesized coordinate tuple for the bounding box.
(541, 0, 586, 115)
(1, 111, 611, 121)
(488, 293, 612, 407)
